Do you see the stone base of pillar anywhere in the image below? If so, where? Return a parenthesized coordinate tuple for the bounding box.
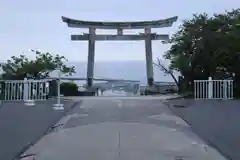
(147, 77, 154, 87)
(24, 100, 35, 106)
(87, 78, 93, 88)
(52, 103, 64, 110)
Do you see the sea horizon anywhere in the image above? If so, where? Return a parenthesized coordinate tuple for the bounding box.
(66, 60, 179, 85)
(0, 60, 180, 85)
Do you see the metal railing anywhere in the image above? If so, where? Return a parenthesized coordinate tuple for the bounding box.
(194, 77, 234, 100)
(0, 78, 49, 102)
(0, 78, 63, 109)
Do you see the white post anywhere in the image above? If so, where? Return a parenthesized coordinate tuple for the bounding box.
(24, 78, 35, 106)
(137, 83, 141, 95)
(224, 80, 228, 99)
(0, 82, 2, 106)
(208, 77, 213, 99)
(52, 68, 64, 110)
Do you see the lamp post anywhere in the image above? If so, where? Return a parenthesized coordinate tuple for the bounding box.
(52, 67, 64, 110)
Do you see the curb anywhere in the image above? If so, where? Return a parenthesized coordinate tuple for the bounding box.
(165, 93, 193, 100)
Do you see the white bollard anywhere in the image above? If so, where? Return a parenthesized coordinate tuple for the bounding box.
(52, 79, 64, 110)
(24, 78, 35, 106)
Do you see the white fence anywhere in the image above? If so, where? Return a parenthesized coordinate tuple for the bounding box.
(0, 78, 63, 109)
(0, 78, 49, 102)
(194, 77, 234, 100)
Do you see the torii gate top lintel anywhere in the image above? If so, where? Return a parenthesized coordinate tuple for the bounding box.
(61, 16, 178, 29)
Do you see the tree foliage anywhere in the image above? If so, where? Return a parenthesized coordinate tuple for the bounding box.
(164, 9, 240, 91)
(0, 50, 75, 80)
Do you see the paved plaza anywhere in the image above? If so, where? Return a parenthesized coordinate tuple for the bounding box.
(21, 98, 226, 160)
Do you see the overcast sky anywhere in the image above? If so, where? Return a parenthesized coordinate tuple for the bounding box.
(0, 0, 239, 62)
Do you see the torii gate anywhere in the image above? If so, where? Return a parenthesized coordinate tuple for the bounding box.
(61, 16, 178, 88)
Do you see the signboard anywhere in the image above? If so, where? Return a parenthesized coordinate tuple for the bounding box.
(71, 34, 169, 41)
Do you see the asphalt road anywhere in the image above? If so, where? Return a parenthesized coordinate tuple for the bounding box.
(0, 99, 80, 160)
(167, 99, 240, 160)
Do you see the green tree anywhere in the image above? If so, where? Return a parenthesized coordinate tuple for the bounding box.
(164, 9, 240, 92)
(0, 50, 75, 80)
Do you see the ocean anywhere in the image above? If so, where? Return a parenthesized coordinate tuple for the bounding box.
(63, 61, 179, 85)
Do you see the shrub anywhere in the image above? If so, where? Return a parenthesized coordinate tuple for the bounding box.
(60, 82, 79, 96)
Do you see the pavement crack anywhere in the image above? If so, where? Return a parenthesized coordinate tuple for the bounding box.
(19, 153, 36, 159)
(45, 124, 64, 135)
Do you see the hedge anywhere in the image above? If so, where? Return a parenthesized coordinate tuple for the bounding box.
(60, 82, 79, 96)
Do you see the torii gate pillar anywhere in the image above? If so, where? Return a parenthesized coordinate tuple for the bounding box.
(144, 27, 154, 87)
(86, 28, 96, 88)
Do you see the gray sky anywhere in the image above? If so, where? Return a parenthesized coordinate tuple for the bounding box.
(1, 0, 239, 62)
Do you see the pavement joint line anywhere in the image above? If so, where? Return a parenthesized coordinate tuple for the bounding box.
(118, 131, 121, 158)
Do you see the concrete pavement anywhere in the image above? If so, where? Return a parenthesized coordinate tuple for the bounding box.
(165, 99, 240, 160)
(22, 99, 226, 160)
(0, 99, 81, 160)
